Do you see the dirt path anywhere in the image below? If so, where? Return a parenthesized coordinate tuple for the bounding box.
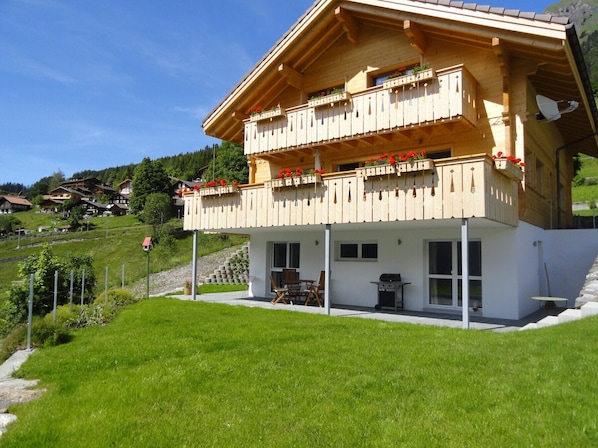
(129, 245, 245, 297)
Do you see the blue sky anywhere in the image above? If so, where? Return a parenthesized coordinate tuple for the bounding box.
(1, 0, 552, 187)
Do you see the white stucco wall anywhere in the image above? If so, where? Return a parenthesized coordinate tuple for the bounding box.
(244, 221, 598, 320)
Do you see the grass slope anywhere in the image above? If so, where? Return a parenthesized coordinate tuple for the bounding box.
(2, 298, 598, 447)
(0, 211, 247, 299)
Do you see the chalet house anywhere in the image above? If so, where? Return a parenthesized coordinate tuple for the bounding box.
(184, 0, 598, 320)
(118, 179, 132, 196)
(0, 195, 32, 214)
(41, 187, 83, 212)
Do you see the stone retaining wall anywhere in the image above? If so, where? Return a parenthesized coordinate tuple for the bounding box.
(575, 254, 598, 308)
(204, 243, 249, 285)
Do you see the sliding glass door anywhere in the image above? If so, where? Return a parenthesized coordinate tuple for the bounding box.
(428, 240, 482, 310)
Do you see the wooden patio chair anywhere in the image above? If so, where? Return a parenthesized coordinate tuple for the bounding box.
(270, 276, 290, 305)
(304, 270, 325, 307)
(282, 268, 302, 303)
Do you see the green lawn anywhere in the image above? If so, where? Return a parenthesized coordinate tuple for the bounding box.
(3, 298, 598, 447)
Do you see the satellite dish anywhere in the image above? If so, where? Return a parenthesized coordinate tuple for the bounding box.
(536, 95, 579, 122)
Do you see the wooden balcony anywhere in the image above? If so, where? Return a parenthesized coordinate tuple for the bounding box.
(183, 155, 520, 232)
(243, 65, 477, 155)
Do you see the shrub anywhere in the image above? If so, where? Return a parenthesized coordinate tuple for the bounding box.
(0, 324, 28, 361)
(573, 175, 586, 187)
(94, 289, 137, 306)
(43, 304, 81, 328)
(0, 295, 27, 337)
(31, 319, 71, 347)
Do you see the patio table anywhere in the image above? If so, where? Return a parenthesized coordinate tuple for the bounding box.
(531, 296, 568, 309)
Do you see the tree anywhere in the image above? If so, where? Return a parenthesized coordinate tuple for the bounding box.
(140, 192, 173, 237)
(129, 158, 172, 214)
(3, 247, 96, 325)
(205, 141, 248, 184)
(68, 205, 85, 229)
(0, 215, 22, 235)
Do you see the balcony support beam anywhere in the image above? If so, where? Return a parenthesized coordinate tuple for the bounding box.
(335, 7, 358, 44)
(403, 20, 426, 55)
(278, 63, 303, 90)
(492, 37, 513, 156)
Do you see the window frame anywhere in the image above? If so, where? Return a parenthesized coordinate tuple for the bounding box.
(336, 241, 378, 261)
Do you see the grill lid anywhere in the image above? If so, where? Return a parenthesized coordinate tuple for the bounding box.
(379, 273, 401, 282)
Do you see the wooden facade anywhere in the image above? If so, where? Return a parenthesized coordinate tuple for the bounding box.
(190, 0, 598, 234)
(183, 0, 598, 319)
(184, 155, 519, 231)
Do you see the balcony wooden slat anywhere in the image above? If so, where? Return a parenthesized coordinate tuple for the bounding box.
(243, 66, 476, 155)
(183, 156, 519, 232)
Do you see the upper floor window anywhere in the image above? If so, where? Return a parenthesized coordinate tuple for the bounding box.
(308, 84, 345, 100)
(336, 149, 451, 173)
(373, 62, 421, 86)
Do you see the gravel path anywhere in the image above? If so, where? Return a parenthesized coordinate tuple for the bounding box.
(129, 245, 245, 297)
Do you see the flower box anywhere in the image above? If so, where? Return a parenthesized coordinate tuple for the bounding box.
(308, 91, 351, 108)
(249, 107, 285, 123)
(397, 159, 434, 174)
(356, 164, 398, 179)
(383, 68, 436, 89)
(494, 158, 524, 181)
(199, 185, 240, 197)
(268, 174, 322, 189)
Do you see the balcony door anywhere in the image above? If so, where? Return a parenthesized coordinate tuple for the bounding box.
(427, 240, 482, 310)
(270, 242, 300, 288)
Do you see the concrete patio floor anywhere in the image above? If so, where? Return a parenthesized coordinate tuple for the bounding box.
(165, 291, 563, 333)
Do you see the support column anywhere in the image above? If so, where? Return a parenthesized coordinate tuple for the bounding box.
(325, 224, 331, 316)
(461, 218, 470, 329)
(192, 230, 198, 301)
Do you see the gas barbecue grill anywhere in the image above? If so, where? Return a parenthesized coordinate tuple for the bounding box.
(371, 273, 410, 311)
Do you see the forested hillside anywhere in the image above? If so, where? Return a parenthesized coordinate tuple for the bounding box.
(547, 0, 598, 92)
(0, 143, 235, 201)
(72, 144, 219, 186)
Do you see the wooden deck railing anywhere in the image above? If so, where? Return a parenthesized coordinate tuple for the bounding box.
(243, 65, 477, 155)
(183, 155, 520, 232)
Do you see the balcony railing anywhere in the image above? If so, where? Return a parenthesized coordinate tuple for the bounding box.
(183, 155, 520, 232)
(243, 65, 477, 155)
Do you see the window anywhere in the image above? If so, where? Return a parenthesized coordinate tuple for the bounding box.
(270, 242, 300, 289)
(427, 240, 482, 309)
(373, 62, 421, 86)
(337, 150, 451, 173)
(337, 242, 378, 261)
(308, 84, 345, 100)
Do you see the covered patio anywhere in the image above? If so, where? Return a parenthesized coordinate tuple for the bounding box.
(166, 291, 565, 333)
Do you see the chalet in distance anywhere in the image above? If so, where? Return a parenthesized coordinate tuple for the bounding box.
(184, 0, 598, 320)
(0, 195, 32, 214)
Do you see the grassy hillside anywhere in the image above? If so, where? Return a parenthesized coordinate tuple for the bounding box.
(573, 156, 598, 207)
(0, 210, 247, 299)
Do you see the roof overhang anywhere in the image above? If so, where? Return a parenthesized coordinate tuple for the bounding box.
(202, 0, 598, 157)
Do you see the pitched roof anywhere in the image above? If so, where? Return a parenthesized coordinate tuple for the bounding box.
(203, 0, 597, 156)
(410, 0, 569, 25)
(0, 195, 32, 207)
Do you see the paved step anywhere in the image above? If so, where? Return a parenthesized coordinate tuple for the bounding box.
(581, 301, 598, 318)
(558, 308, 582, 324)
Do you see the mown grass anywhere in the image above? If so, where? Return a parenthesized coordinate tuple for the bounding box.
(3, 298, 598, 447)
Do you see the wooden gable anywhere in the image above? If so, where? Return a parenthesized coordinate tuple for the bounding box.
(203, 0, 597, 157)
